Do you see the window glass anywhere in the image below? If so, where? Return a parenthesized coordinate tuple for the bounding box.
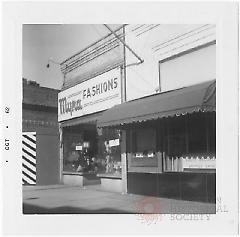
(133, 128, 156, 156)
(167, 116, 186, 157)
(163, 113, 216, 173)
(63, 132, 84, 172)
(97, 128, 121, 175)
(160, 44, 216, 92)
(128, 127, 157, 173)
(188, 113, 207, 154)
(62, 126, 121, 177)
(209, 113, 216, 153)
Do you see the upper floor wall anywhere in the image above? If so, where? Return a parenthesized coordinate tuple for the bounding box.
(60, 26, 125, 90)
(125, 24, 216, 101)
(23, 78, 59, 108)
(22, 78, 59, 130)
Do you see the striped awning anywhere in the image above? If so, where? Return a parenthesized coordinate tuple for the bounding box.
(97, 80, 216, 128)
(60, 111, 104, 128)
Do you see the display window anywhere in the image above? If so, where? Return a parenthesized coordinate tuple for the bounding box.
(208, 112, 216, 152)
(132, 128, 156, 158)
(163, 112, 216, 173)
(127, 112, 216, 173)
(127, 127, 158, 172)
(63, 132, 84, 172)
(188, 113, 207, 153)
(97, 128, 121, 175)
(166, 116, 186, 157)
(62, 125, 121, 176)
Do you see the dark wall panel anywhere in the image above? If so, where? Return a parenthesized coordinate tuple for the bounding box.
(157, 173, 181, 199)
(128, 173, 157, 196)
(36, 133, 60, 185)
(180, 173, 206, 202)
(127, 172, 216, 203)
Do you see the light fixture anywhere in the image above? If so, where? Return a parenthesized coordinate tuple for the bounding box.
(46, 58, 61, 68)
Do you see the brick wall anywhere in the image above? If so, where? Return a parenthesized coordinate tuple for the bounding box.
(22, 109, 58, 129)
(22, 80, 60, 185)
(23, 80, 59, 107)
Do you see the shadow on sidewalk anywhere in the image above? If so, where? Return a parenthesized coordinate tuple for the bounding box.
(23, 203, 135, 214)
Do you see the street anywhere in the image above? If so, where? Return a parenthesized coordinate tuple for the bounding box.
(23, 185, 216, 214)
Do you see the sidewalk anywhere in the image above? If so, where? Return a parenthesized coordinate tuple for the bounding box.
(23, 184, 216, 214)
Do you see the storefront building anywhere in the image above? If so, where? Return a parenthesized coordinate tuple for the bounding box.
(58, 24, 216, 202)
(58, 26, 126, 192)
(98, 79, 216, 202)
(22, 78, 60, 185)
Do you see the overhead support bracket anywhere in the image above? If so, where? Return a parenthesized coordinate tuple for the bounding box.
(103, 24, 144, 66)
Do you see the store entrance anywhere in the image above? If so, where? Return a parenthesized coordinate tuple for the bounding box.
(62, 122, 121, 188)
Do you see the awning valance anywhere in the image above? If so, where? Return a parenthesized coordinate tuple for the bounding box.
(97, 80, 216, 128)
(60, 111, 104, 128)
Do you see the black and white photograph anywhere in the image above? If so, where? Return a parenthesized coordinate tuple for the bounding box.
(22, 23, 217, 214)
(1, 2, 239, 235)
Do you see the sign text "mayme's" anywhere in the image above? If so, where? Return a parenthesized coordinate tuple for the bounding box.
(58, 68, 121, 122)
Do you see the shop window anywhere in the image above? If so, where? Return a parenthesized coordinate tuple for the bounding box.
(188, 113, 207, 154)
(128, 127, 157, 172)
(167, 117, 186, 157)
(168, 134, 186, 156)
(97, 128, 121, 176)
(163, 117, 186, 172)
(163, 113, 216, 173)
(159, 44, 216, 92)
(63, 132, 84, 173)
(63, 126, 121, 176)
(132, 128, 156, 157)
(209, 113, 216, 153)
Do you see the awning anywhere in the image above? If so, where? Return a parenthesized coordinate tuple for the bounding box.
(60, 111, 104, 128)
(97, 80, 216, 128)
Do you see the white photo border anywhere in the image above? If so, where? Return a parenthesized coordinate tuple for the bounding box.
(1, 1, 239, 235)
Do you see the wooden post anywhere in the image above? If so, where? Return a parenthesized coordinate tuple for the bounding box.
(59, 125, 63, 184)
(157, 152, 163, 173)
(121, 130, 127, 194)
(163, 152, 166, 172)
(120, 25, 127, 194)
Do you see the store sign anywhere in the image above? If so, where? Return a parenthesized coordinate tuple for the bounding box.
(109, 139, 120, 147)
(182, 158, 216, 170)
(76, 145, 82, 151)
(58, 68, 121, 121)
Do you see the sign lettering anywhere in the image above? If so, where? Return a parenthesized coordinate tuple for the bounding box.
(58, 68, 121, 121)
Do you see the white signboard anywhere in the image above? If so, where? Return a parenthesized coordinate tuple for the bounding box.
(182, 158, 216, 170)
(76, 145, 82, 151)
(109, 139, 120, 147)
(58, 68, 121, 122)
(114, 139, 120, 146)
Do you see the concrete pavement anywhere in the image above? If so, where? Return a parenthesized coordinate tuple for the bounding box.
(23, 184, 216, 214)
